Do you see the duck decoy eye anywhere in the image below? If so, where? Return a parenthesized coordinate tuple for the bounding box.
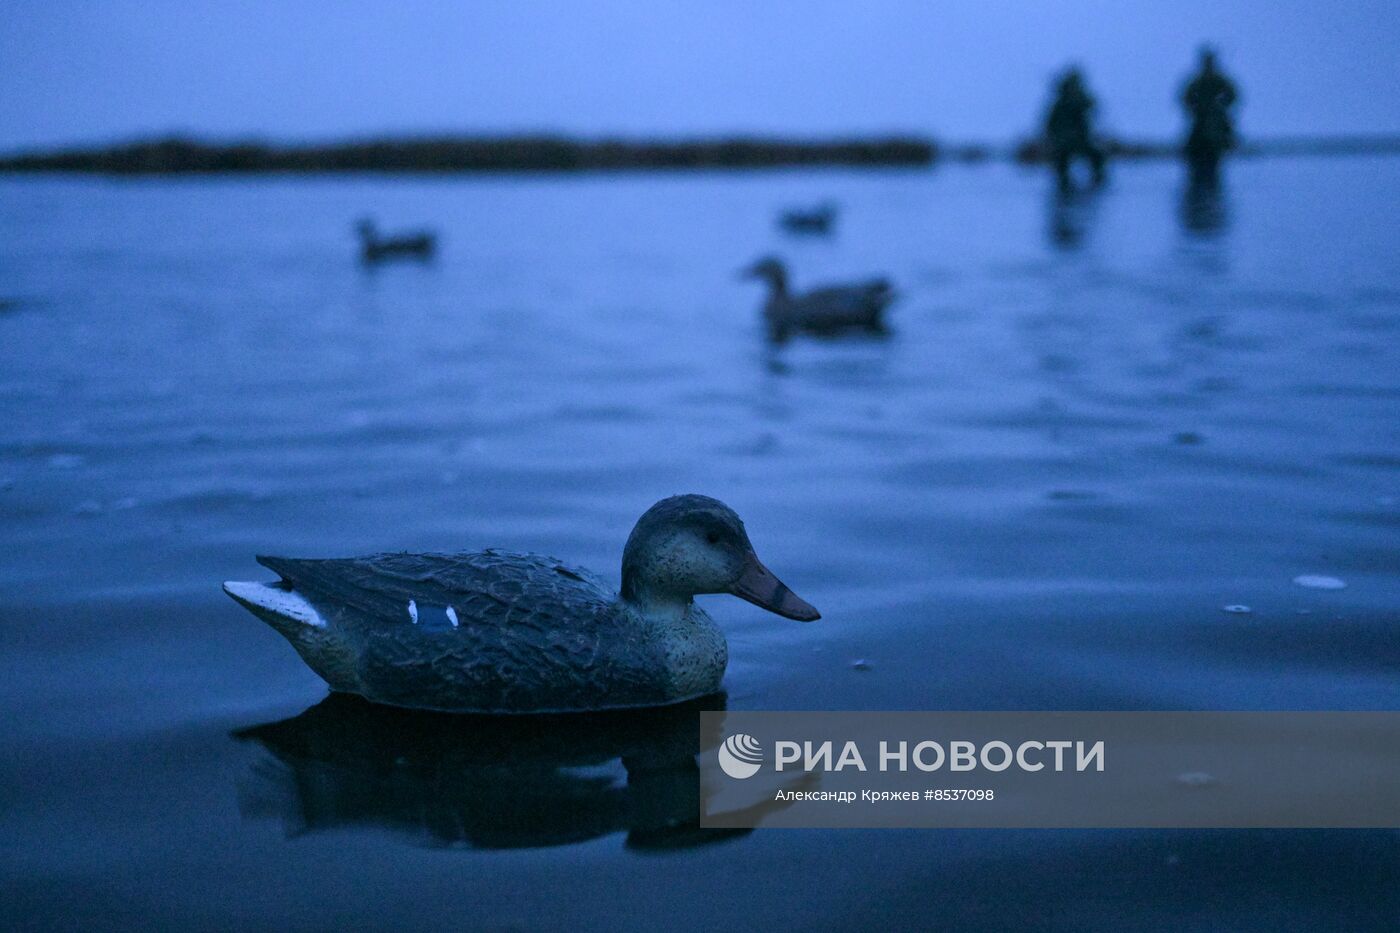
(705, 532, 720, 545)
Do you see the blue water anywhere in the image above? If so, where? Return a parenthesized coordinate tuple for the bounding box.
(1, 157, 1398, 930)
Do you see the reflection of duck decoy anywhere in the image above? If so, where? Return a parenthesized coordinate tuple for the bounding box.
(779, 202, 837, 235)
(224, 495, 819, 714)
(234, 693, 749, 851)
(354, 217, 436, 263)
(741, 256, 895, 342)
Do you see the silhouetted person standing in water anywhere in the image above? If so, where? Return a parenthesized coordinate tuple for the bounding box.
(1044, 67, 1107, 192)
(1181, 47, 1239, 184)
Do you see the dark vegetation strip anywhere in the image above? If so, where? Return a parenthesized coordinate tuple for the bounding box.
(0, 136, 936, 175)
(2, 134, 1397, 175)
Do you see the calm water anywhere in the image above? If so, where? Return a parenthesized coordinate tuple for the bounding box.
(1, 158, 1398, 930)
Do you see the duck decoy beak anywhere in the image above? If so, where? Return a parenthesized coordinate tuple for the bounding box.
(729, 552, 820, 622)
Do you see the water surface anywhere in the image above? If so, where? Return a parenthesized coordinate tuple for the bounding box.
(1, 158, 1398, 930)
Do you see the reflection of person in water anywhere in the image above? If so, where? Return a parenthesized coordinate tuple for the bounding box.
(1181, 46, 1239, 183)
(1179, 170, 1230, 237)
(1046, 185, 1100, 251)
(1044, 67, 1107, 192)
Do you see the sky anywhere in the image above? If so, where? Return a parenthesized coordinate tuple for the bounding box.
(3, 1, 1399, 151)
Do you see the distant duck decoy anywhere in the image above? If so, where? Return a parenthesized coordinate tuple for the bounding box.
(224, 495, 819, 714)
(779, 202, 838, 235)
(741, 256, 896, 342)
(354, 217, 436, 263)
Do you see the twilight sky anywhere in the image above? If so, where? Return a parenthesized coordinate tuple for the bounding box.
(3, 1, 1398, 151)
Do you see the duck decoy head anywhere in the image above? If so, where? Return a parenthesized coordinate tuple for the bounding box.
(739, 256, 788, 287)
(621, 495, 819, 622)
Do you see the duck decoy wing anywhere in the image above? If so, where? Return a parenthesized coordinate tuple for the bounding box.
(255, 549, 615, 633)
(794, 281, 895, 329)
(253, 550, 650, 711)
(807, 279, 893, 305)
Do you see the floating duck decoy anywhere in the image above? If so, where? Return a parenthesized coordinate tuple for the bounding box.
(779, 202, 837, 235)
(741, 256, 896, 342)
(354, 217, 436, 263)
(224, 495, 819, 714)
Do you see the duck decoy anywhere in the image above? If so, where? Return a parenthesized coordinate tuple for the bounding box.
(779, 202, 837, 235)
(741, 256, 895, 342)
(224, 494, 819, 714)
(354, 217, 436, 263)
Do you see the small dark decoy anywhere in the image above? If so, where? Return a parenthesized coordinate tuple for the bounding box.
(355, 217, 436, 263)
(779, 202, 838, 235)
(741, 256, 896, 342)
(224, 495, 818, 714)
